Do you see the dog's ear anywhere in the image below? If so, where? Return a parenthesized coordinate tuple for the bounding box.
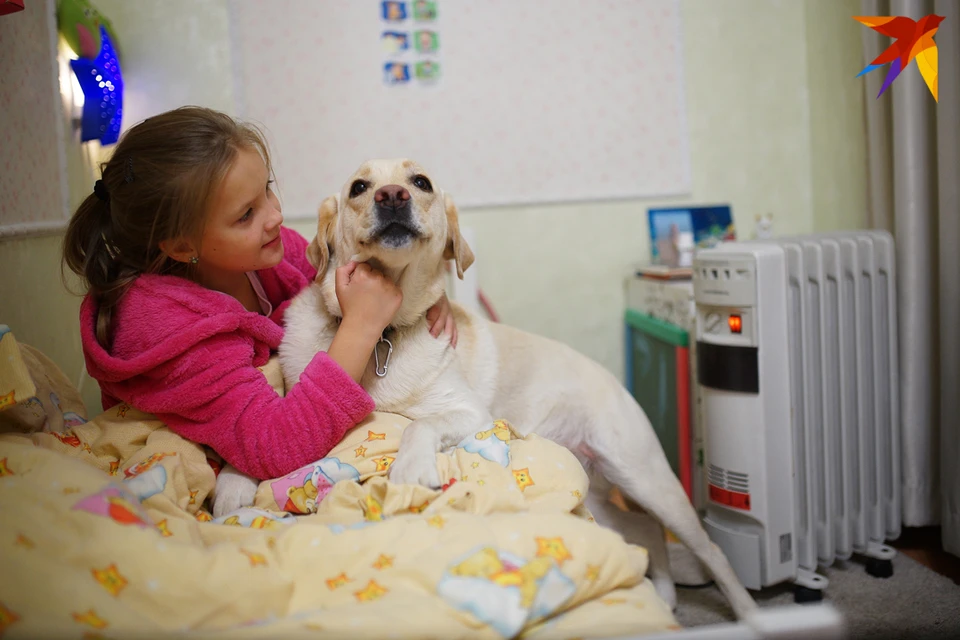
(442, 192, 475, 280)
(306, 195, 339, 279)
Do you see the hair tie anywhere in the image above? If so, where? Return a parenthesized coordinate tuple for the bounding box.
(100, 232, 120, 260)
(94, 179, 110, 203)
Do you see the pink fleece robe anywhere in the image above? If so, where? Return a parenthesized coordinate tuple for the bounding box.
(80, 227, 375, 480)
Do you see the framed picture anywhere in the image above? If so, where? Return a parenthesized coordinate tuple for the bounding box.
(648, 205, 735, 266)
(381, 1, 407, 22)
(381, 31, 409, 54)
(415, 60, 440, 82)
(414, 29, 438, 53)
(412, 0, 437, 21)
(383, 61, 411, 84)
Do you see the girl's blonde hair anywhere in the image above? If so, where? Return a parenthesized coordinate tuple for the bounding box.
(62, 106, 273, 349)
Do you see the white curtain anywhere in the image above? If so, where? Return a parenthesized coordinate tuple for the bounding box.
(860, 0, 959, 555)
(934, 0, 960, 557)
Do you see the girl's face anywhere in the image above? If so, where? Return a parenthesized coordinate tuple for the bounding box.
(197, 147, 284, 278)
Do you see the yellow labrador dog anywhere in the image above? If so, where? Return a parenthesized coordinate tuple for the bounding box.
(219, 159, 756, 619)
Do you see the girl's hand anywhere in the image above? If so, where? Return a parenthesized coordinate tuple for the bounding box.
(335, 261, 403, 338)
(327, 262, 403, 383)
(426, 293, 458, 348)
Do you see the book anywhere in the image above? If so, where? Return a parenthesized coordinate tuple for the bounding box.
(636, 264, 693, 280)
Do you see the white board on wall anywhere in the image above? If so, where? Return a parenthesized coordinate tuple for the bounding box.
(228, 0, 689, 216)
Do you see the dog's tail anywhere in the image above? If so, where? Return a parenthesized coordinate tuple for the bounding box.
(585, 386, 757, 619)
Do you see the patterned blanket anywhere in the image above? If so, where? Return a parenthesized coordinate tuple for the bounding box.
(0, 328, 679, 638)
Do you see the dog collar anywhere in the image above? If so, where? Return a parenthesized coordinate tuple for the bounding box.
(333, 316, 394, 377)
(374, 333, 393, 377)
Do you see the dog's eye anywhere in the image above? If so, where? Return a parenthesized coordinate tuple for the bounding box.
(412, 175, 433, 192)
(349, 180, 368, 198)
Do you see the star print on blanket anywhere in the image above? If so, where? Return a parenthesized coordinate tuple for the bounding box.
(0, 341, 680, 638)
(252, 417, 563, 518)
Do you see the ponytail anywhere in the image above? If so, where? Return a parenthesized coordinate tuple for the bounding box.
(62, 187, 138, 349)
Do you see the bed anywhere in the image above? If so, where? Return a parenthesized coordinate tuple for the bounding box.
(0, 326, 844, 639)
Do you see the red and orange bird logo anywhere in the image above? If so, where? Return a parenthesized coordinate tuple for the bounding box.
(855, 14, 944, 101)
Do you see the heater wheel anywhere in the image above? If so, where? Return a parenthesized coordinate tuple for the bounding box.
(865, 557, 894, 578)
(793, 585, 824, 604)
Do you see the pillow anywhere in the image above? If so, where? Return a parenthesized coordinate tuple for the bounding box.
(0, 325, 88, 434)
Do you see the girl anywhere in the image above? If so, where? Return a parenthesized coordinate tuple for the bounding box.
(63, 106, 457, 480)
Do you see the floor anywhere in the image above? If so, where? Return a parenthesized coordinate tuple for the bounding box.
(890, 526, 960, 585)
(676, 538, 960, 640)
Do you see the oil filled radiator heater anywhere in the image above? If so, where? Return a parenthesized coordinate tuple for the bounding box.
(692, 231, 900, 602)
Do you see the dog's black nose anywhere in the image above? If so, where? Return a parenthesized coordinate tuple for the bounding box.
(375, 184, 410, 208)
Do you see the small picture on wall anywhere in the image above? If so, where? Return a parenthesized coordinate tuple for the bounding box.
(414, 29, 438, 54)
(380, 1, 439, 87)
(647, 205, 735, 266)
(384, 61, 411, 84)
(415, 60, 440, 82)
(412, 0, 437, 21)
(381, 31, 409, 54)
(381, 1, 407, 22)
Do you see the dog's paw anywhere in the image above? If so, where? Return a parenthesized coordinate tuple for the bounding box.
(212, 465, 259, 519)
(387, 448, 441, 489)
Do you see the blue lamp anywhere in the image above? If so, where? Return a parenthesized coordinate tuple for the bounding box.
(69, 25, 123, 145)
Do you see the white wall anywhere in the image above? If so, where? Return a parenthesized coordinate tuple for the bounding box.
(1, 0, 868, 415)
(93, 0, 236, 131)
(289, 0, 868, 381)
(434, 0, 817, 379)
(804, 0, 869, 234)
(0, 0, 66, 231)
(98, 0, 869, 383)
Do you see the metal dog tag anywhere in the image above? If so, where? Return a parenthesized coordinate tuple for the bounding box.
(375, 335, 393, 377)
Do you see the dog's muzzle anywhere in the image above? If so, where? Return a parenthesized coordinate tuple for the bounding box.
(371, 184, 422, 248)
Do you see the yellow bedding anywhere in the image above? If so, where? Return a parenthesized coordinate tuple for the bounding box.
(0, 329, 680, 638)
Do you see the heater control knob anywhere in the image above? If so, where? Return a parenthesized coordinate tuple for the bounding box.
(704, 312, 722, 333)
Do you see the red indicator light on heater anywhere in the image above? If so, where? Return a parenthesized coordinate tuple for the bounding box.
(728, 314, 742, 333)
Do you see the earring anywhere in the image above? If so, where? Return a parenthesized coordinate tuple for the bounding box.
(189, 256, 199, 264)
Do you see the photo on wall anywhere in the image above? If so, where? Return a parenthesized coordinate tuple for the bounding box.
(381, 30, 409, 54)
(413, 0, 437, 21)
(647, 205, 735, 266)
(414, 29, 438, 54)
(415, 60, 440, 82)
(384, 61, 411, 84)
(380, 1, 441, 86)
(381, 1, 407, 22)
